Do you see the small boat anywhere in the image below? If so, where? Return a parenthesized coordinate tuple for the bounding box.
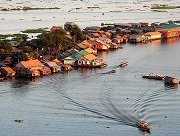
(142, 73, 164, 80)
(0, 77, 6, 81)
(110, 69, 116, 73)
(136, 121, 151, 133)
(119, 61, 128, 67)
(164, 76, 179, 85)
(108, 69, 116, 74)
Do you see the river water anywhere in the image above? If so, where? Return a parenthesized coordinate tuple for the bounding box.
(0, 0, 180, 34)
(0, 38, 180, 136)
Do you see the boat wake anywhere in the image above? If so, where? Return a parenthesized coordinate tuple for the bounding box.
(58, 90, 138, 127)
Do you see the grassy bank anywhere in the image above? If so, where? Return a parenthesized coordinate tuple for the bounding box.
(1, 7, 60, 11)
(151, 4, 180, 10)
(21, 28, 47, 33)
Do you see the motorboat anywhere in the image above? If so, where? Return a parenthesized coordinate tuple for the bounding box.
(136, 121, 151, 133)
(108, 69, 116, 73)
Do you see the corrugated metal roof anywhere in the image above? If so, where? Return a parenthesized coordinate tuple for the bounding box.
(1, 67, 14, 73)
(161, 23, 178, 29)
(17, 59, 44, 68)
(85, 48, 96, 54)
(79, 50, 89, 56)
(70, 52, 82, 60)
(84, 54, 96, 61)
(77, 44, 87, 49)
(45, 61, 58, 67)
(144, 32, 161, 36)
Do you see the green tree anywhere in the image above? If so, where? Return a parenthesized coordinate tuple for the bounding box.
(69, 25, 83, 42)
(0, 40, 12, 53)
(116, 29, 123, 36)
(40, 29, 67, 52)
(11, 51, 28, 65)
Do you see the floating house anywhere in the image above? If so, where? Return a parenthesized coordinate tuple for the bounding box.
(158, 28, 180, 38)
(80, 40, 94, 49)
(94, 41, 109, 51)
(84, 26, 101, 32)
(128, 35, 144, 43)
(91, 58, 107, 68)
(109, 42, 120, 49)
(15, 59, 44, 77)
(44, 61, 60, 73)
(144, 32, 162, 40)
(61, 64, 72, 72)
(77, 44, 87, 50)
(39, 66, 51, 76)
(63, 52, 82, 66)
(58, 48, 79, 60)
(85, 48, 97, 54)
(77, 54, 97, 67)
(92, 38, 111, 51)
(0, 67, 15, 78)
(53, 58, 63, 66)
(79, 50, 89, 57)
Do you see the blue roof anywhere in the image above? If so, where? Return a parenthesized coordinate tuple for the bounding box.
(70, 52, 82, 60)
(161, 23, 178, 28)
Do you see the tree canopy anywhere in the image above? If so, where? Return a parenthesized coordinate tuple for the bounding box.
(39, 29, 68, 53)
(69, 25, 83, 42)
(0, 40, 13, 53)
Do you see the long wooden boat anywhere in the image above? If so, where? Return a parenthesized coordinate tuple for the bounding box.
(142, 73, 164, 80)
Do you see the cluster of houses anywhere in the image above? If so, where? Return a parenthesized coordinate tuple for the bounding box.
(1, 21, 180, 81)
(0, 58, 71, 80)
(78, 21, 180, 44)
(110, 22, 180, 43)
(0, 45, 108, 80)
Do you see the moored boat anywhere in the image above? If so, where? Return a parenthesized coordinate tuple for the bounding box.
(142, 73, 164, 80)
(0, 77, 6, 81)
(107, 69, 116, 74)
(164, 76, 179, 85)
(119, 61, 128, 67)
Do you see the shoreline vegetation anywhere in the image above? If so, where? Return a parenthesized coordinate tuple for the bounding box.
(0, 6, 60, 11)
(151, 4, 180, 10)
(21, 28, 47, 34)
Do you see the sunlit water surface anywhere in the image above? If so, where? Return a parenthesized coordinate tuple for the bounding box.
(0, 38, 180, 136)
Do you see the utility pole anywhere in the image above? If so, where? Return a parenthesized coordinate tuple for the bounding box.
(37, 48, 39, 59)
